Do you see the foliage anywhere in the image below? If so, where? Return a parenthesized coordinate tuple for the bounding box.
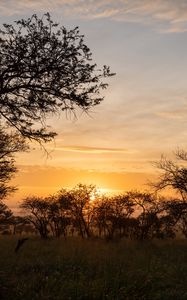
(0, 126, 27, 199)
(92, 194, 135, 239)
(0, 12, 114, 203)
(0, 13, 114, 143)
(0, 201, 13, 232)
(162, 199, 187, 238)
(151, 150, 187, 200)
(18, 184, 187, 241)
(20, 184, 98, 239)
(46, 194, 72, 238)
(12, 216, 34, 235)
(58, 184, 98, 238)
(20, 196, 52, 239)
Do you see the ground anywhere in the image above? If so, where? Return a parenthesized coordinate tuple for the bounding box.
(0, 237, 187, 299)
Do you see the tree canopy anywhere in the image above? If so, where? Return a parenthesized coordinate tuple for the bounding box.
(0, 13, 114, 143)
(19, 185, 187, 240)
(0, 13, 114, 200)
(0, 126, 27, 199)
(152, 150, 187, 200)
(0, 200, 13, 226)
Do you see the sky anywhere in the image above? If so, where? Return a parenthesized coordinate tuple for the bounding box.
(1, 0, 187, 209)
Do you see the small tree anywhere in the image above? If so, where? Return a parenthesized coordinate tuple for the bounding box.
(0, 13, 114, 143)
(47, 195, 71, 238)
(20, 196, 50, 239)
(93, 194, 134, 239)
(12, 215, 32, 235)
(127, 191, 162, 240)
(109, 194, 135, 239)
(161, 199, 187, 238)
(58, 184, 97, 238)
(0, 200, 13, 232)
(151, 150, 187, 200)
(92, 195, 113, 238)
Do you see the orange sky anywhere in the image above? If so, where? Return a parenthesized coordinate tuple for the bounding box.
(13, 165, 156, 195)
(8, 164, 156, 210)
(2, 1, 187, 210)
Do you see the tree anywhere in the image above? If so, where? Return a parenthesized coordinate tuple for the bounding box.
(0, 200, 13, 231)
(152, 150, 187, 200)
(92, 195, 112, 238)
(161, 198, 187, 239)
(20, 184, 98, 239)
(20, 196, 51, 239)
(58, 184, 97, 238)
(126, 191, 164, 240)
(0, 13, 114, 143)
(12, 215, 32, 235)
(47, 195, 71, 238)
(92, 194, 135, 239)
(0, 126, 27, 199)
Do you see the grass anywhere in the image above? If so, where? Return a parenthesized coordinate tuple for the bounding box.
(0, 237, 187, 299)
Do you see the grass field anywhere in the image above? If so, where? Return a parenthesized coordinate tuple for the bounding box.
(0, 237, 187, 299)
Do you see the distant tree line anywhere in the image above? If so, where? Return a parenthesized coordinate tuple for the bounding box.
(1, 183, 187, 241)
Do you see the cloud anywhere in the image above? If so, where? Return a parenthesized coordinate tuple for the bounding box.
(1, 0, 187, 33)
(156, 108, 187, 120)
(48, 145, 130, 154)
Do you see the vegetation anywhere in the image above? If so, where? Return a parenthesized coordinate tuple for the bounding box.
(0, 126, 27, 200)
(1, 151, 187, 242)
(1, 237, 187, 300)
(0, 201, 13, 227)
(0, 12, 187, 300)
(0, 13, 114, 201)
(0, 183, 187, 241)
(152, 149, 187, 200)
(0, 13, 114, 143)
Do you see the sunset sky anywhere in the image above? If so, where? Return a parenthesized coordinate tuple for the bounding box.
(1, 0, 187, 209)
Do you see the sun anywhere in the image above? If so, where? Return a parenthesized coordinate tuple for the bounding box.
(97, 188, 110, 194)
(89, 187, 110, 201)
(90, 194, 96, 201)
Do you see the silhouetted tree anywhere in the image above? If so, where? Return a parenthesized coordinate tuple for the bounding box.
(109, 195, 135, 238)
(58, 184, 97, 238)
(47, 195, 71, 238)
(0, 126, 27, 199)
(94, 194, 135, 239)
(0, 13, 114, 143)
(0, 200, 13, 231)
(12, 215, 33, 235)
(161, 198, 187, 238)
(20, 196, 50, 239)
(18, 184, 187, 240)
(92, 195, 113, 238)
(127, 191, 163, 240)
(151, 150, 187, 200)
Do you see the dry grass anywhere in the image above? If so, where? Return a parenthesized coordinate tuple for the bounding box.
(0, 236, 187, 299)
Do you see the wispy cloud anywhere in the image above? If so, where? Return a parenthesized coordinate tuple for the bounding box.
(156, 107, 187, 120)
(1, 1, 187, 33)
(48, 145, 130, 154)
